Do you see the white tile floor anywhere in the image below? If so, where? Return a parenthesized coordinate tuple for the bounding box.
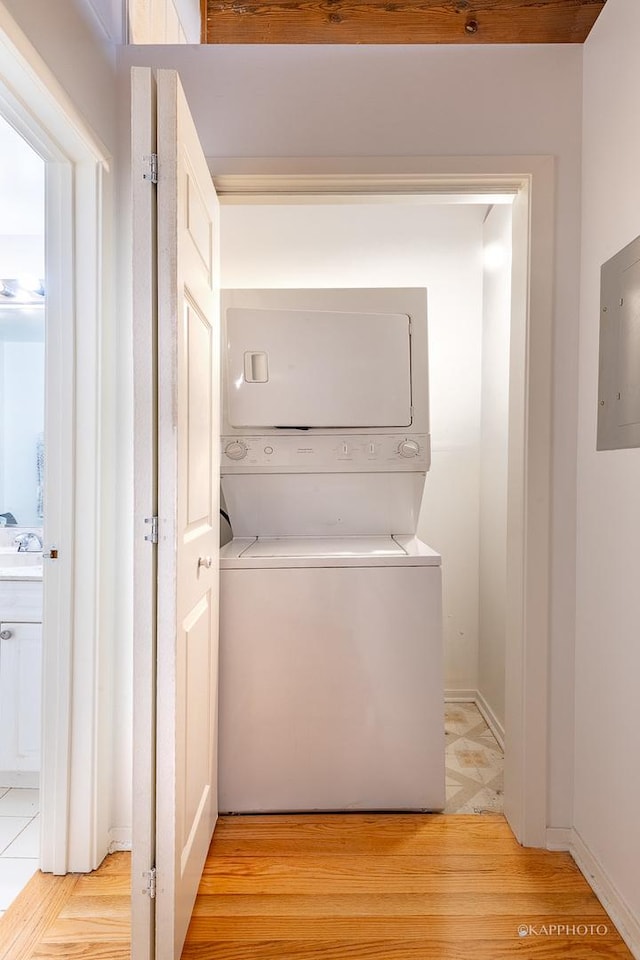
(0, 786, 40, 917)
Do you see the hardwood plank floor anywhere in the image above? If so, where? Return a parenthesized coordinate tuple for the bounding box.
(0, 854, 130, 960)
(0, 815, 633, 960)
(0, 872, 78, 960)
(185, 814, 634, 959)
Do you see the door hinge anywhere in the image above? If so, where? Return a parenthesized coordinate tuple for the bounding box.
(143, 153, 158, 184)
(144, 516, 159, 544)
(143, 866, 157, 899)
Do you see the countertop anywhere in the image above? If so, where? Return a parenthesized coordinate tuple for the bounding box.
(0, 567, 43, 581)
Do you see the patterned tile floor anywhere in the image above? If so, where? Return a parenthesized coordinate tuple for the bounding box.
(444, 702, 504, 814)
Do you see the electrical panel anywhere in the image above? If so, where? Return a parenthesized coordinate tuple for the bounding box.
(598, 235, 640, 450)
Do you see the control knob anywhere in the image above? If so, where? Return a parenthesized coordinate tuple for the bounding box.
(224, 440, 248, 461)
(398, 439, 420, 458)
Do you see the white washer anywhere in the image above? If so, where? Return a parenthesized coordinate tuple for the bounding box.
(219, 536, 444, 813)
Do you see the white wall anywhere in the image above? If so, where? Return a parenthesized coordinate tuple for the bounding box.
(221, 202, 485, 692)
(0, 238, 43, 278)
(118, 41, 583, 828)
(576, 0, 640, 931)
(2, 0, 118, 147)
(477, 205, 512, 730)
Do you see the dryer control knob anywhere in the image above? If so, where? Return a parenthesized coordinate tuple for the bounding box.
(225, 441, 248, 461)
(398, 440, 420, 458)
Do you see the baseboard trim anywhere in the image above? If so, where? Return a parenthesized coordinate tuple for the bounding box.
(570, 828, 640, 959)
(474, 690, 505, 751)
(108, 827, 132, 853)
(444, 689, 505, 751)
(546, 826, 571, 851)
(444, 689, 477, 702)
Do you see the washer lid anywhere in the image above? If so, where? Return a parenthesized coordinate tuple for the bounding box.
(221, 536, 441, 568)
(239, 536, 407, 559)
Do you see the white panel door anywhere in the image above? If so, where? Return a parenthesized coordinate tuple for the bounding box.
(130, 68, 220, 960)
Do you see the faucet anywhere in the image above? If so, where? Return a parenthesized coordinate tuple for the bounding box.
(14, 532, 43, 553)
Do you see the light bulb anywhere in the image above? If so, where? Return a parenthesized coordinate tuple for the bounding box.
(483, 243, 507, 271)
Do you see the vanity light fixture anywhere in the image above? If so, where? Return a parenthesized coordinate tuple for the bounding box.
(0, 279, 45, 301)
(17, 275, 45, 296)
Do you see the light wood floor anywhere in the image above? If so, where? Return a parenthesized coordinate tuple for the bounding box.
(0, 815, 633, 959)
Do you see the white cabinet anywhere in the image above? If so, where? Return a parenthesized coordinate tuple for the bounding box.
(0, 621, 42, 777)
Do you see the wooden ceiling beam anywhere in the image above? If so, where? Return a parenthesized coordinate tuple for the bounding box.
(203, 0, 606, 44)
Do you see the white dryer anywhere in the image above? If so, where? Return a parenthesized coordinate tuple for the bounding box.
(219, 288, 444, 813)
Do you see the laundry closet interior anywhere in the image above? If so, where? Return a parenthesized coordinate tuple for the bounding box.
(216, 197, 513, 815)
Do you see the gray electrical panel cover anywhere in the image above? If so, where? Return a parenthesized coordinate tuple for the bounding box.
(598, 235, 640, 450)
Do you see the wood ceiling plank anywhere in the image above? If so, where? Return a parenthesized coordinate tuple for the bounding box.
(203, 0, 606, 44)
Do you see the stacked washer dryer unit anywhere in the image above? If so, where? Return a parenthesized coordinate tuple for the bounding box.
(219, 288, 444, 813)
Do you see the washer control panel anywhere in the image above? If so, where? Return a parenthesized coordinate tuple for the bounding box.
(221, 434, 430, 472)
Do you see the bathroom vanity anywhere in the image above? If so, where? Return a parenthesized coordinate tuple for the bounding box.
(0, 563, 42, 787)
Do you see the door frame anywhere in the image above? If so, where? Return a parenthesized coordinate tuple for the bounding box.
(210, 155, 554, 848)
(131, 65, 157, 960)
(0, 5, 113, 872)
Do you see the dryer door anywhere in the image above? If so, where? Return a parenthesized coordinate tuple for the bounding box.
(225, 306, 412, 428)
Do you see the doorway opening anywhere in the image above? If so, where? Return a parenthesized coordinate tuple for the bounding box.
(218, 196, 512, 816)
(210, 156, 554, 847)
(0, 112, 45, 912)
(0, 4, 113, 878)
